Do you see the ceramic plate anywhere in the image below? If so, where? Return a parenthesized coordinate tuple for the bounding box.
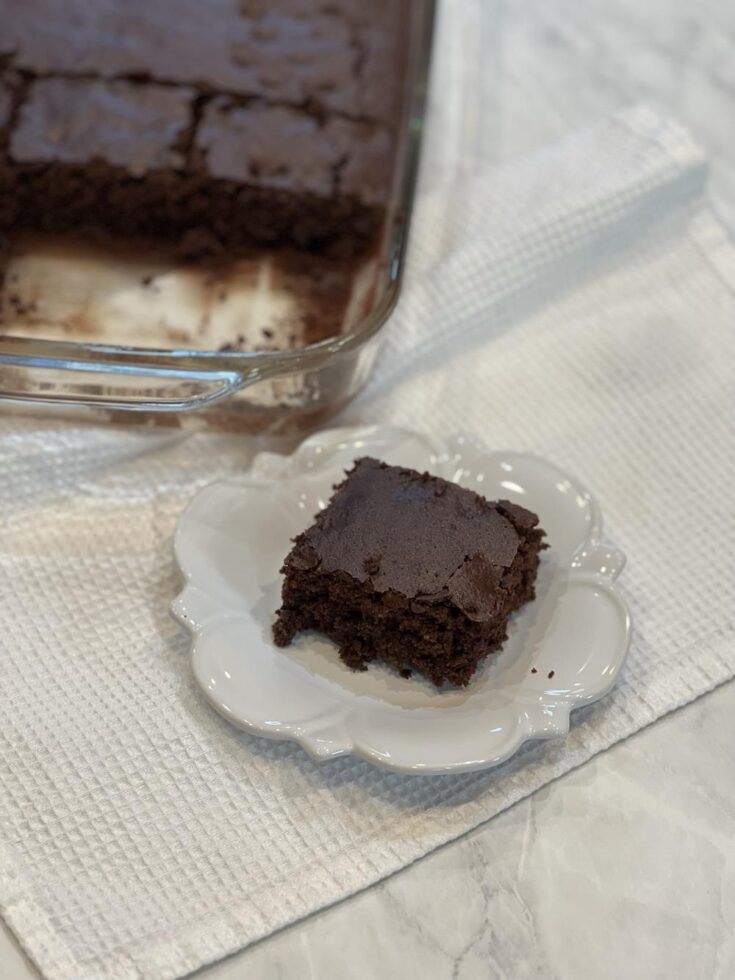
(172, 426, 630, 774)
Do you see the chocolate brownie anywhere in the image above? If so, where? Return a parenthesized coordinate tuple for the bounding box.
(0, 0, 408, 252)
(273, 458, 547, 688)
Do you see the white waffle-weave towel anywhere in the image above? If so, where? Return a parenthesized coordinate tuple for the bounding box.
(2, 15, 735, 980)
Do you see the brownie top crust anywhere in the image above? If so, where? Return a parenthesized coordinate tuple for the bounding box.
(290, 458, 541, 620)
(0, 0, 405, 124)
(10, 78, 193, 174)
(196, 101, 392, 202)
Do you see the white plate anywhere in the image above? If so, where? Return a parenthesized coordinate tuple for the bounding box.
(172, 426, 631, 774)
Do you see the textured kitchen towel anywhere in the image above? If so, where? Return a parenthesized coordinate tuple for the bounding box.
(2, 19, 735, 980)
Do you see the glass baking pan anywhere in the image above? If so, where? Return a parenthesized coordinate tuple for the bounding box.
(0, 1, 435, 434)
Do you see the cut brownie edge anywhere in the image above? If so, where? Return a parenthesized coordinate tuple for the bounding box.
(1, 161, 382, 254)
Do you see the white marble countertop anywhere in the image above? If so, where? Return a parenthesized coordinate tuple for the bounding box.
(3, 1, 734, 977)
(3, 683, 733, 980)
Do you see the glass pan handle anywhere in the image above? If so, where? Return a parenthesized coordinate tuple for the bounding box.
(0, 341, 262, 413)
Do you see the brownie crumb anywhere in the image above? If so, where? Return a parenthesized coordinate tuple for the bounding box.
(6, 293, 37, 316)
(548, 670, 555, 679)
(218, 334, 246, 352)
(531, 667, 538, 674)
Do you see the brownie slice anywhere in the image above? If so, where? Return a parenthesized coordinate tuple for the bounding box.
(196, 101, 393, 206)
(11, 78, 192, 172)
(273, 458, 547, 688)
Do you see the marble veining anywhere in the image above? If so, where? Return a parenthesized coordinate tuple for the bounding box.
(194, 682, 734, 980)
